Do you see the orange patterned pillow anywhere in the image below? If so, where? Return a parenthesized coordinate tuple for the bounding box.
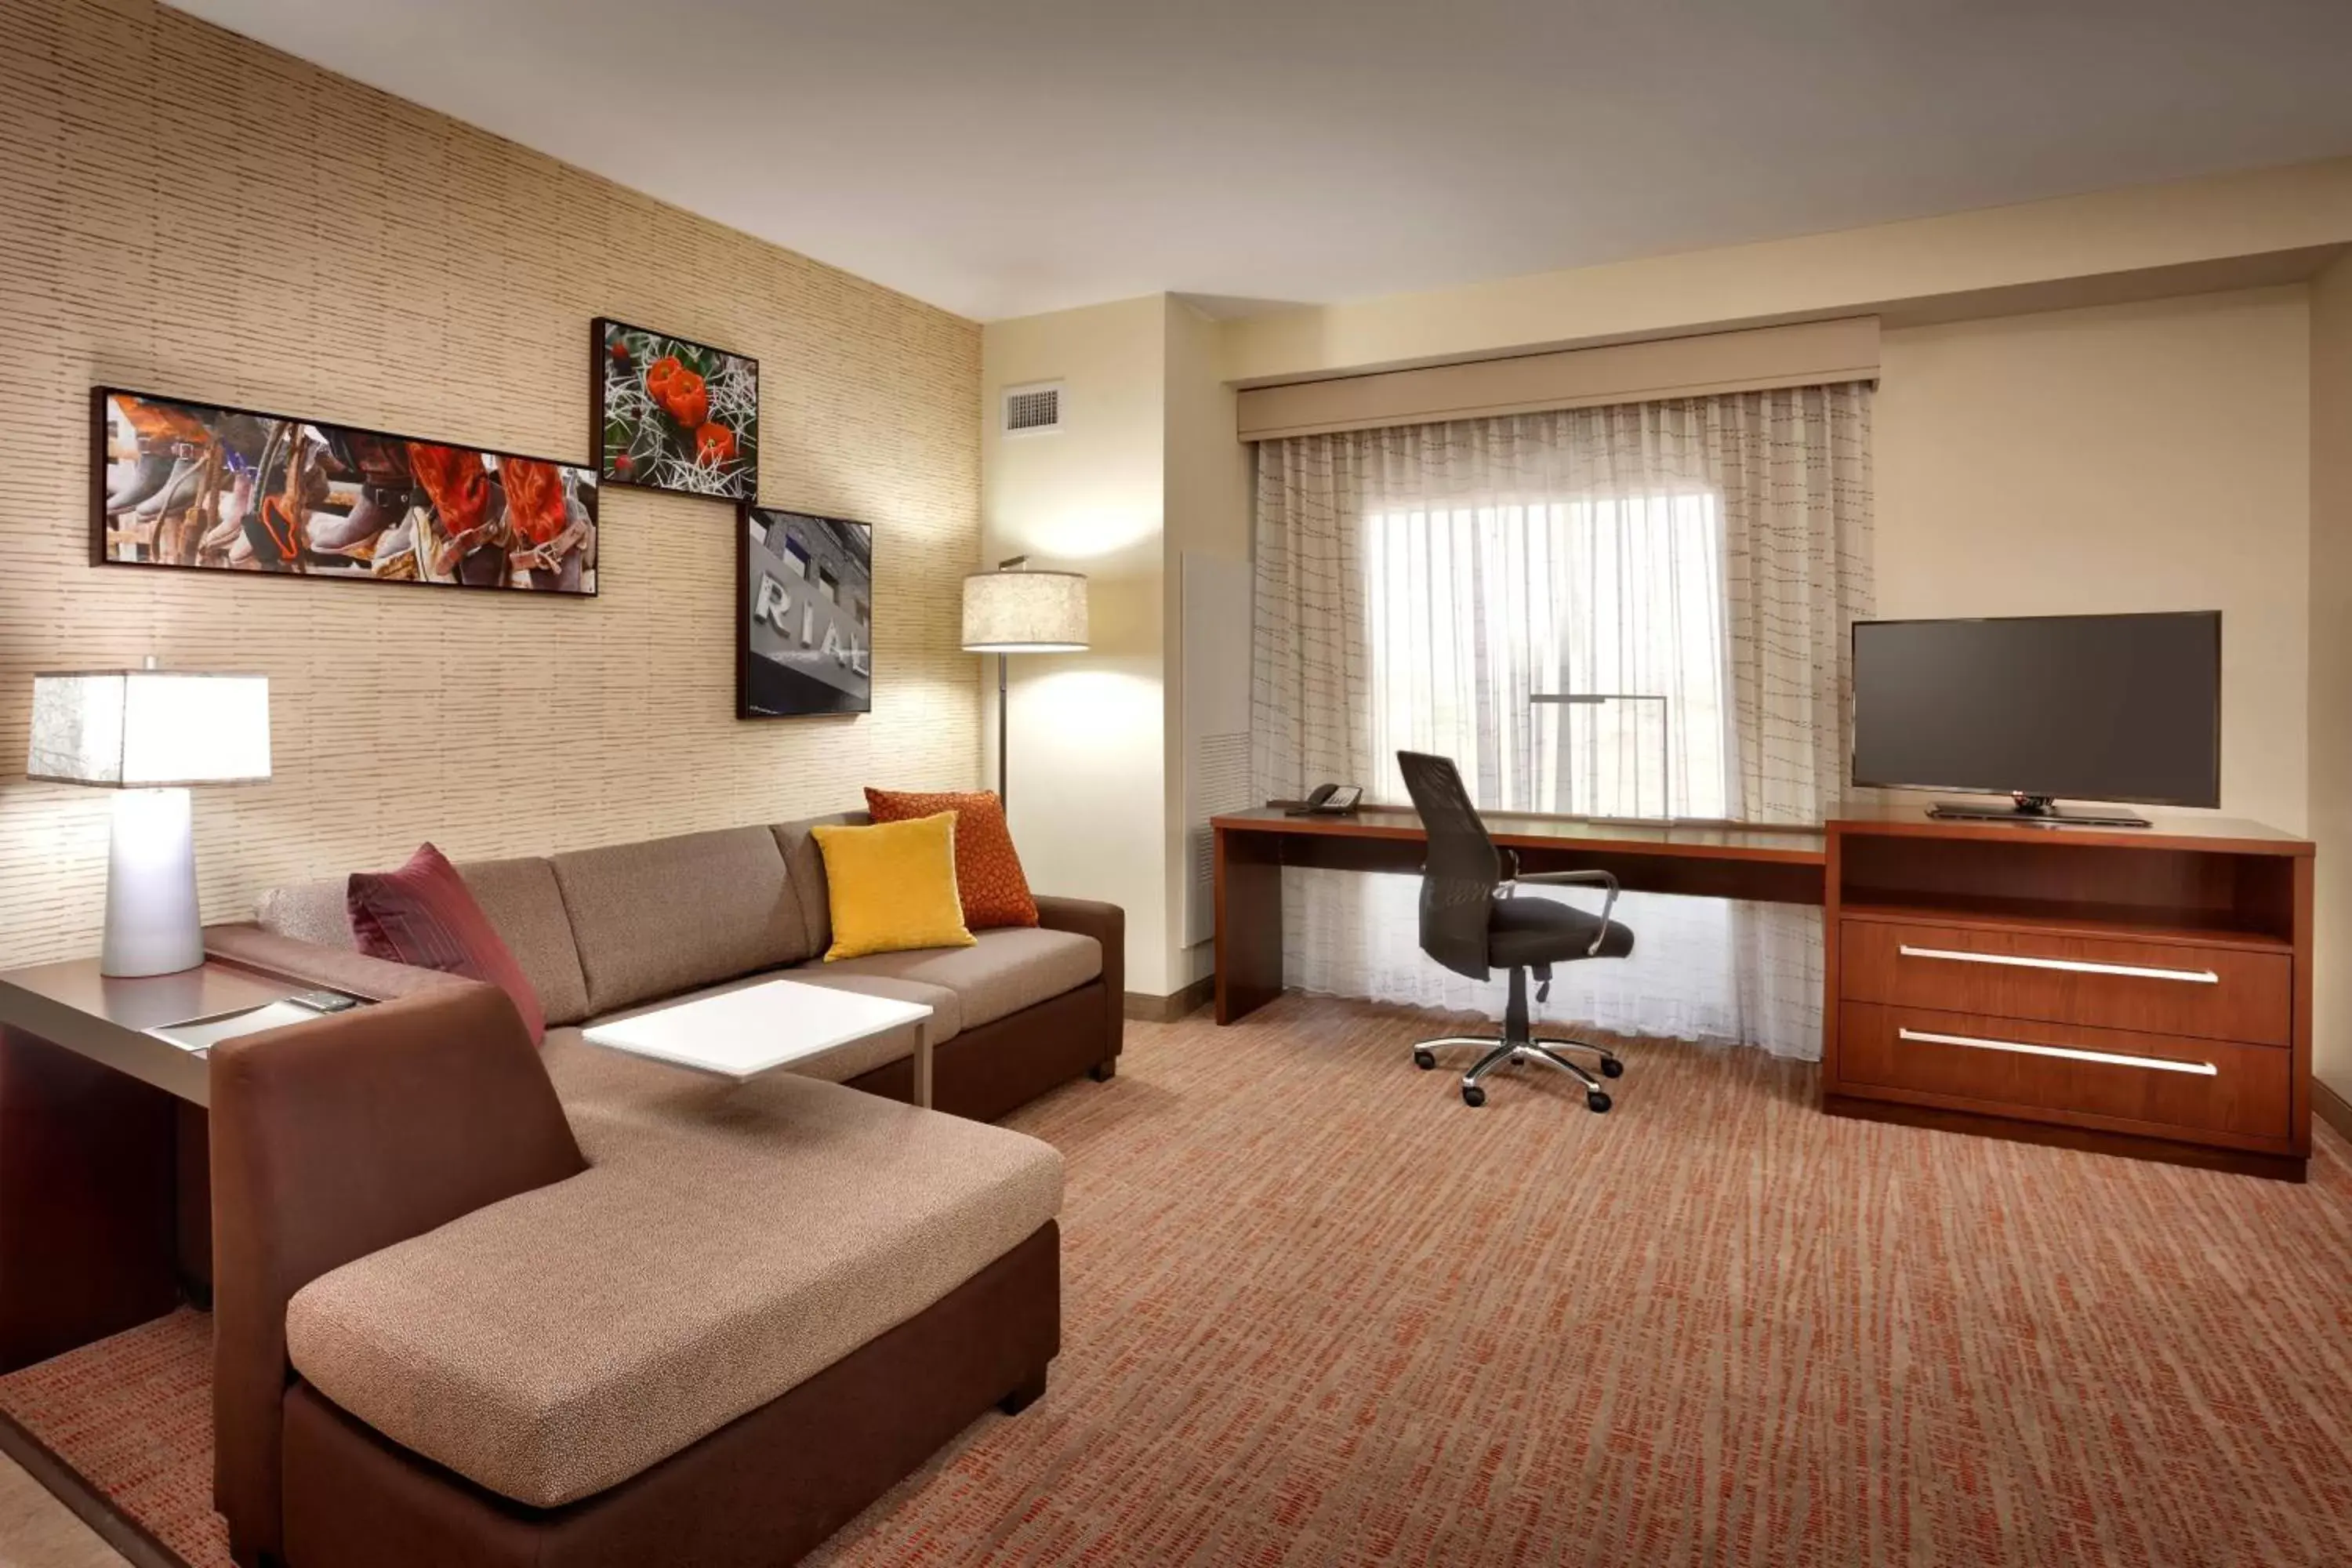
(863, 788, 1040, 930)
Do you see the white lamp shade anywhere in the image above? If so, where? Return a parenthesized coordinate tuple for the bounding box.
(29, 670, 271, 787)
(961, 569, 1089, 652)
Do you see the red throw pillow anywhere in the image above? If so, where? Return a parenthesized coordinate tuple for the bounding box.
(348, 843, 546, 1044)
(863, 788, 1040, 930)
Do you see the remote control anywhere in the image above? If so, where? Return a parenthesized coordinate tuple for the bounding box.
(287, 990, 362, 1014)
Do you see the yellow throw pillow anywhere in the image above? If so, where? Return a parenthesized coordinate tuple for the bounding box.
(811, 812, 978, 961)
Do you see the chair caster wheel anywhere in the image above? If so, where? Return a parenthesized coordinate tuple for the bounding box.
(1461, 1084, 1486, 1108)
(1413, 1049, 1436, 1070)
(1600, 1058, 1624, 1079)
(1586, 1091, 1612, 1113)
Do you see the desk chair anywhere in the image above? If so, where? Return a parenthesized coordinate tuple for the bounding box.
(1396, 750, 1635, 1110)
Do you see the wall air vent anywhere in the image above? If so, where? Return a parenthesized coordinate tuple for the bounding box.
(1001, 381, 1064, 436)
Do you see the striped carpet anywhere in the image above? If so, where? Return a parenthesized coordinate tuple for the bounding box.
(9, 996, 2352, 1566)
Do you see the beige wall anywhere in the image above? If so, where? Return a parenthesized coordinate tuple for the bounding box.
(1878, 289, 2313, 833)
(0, 0, 980, 968)
(1162, 300, 1253, 989)
(979, 296, 1253, 1000)
(980, 297, 1174, 993)
(1221, 158, 2352, 386)
(2310, 256, 2352, 1095)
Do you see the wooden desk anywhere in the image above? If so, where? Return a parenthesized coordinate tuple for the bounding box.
(1211, 805, 1828, 1025)
(1213, 800, 2314, 1179)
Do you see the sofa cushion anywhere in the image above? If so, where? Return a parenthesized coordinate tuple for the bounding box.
(349, 844, 547, 1044)
(256, 877, 353, 951)
(819, 927, 1102, 1031)
(810, 815, 976, 961)
(550, 828, 808, 1016)
(453, 858, 591, 1029)
(771, 811, 865, 960)
(284, 1073, 1062, 1509)
(258, 859, 590, 1028)
(864, 788, 1040, 930)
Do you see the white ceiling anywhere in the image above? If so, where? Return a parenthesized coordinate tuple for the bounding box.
(176, 0, 2352, 323)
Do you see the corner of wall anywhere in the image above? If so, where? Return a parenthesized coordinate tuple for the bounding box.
(2307, 255, 2352, 1096)
(1162, 299, 1254, 993)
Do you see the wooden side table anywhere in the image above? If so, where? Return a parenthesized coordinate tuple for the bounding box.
(0, 959, 328, 1371)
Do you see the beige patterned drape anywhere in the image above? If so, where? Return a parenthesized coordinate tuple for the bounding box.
(1250, 383, 1873, 1056)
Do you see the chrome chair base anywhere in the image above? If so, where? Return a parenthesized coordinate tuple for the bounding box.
(1410, 1033, 1622, 1111)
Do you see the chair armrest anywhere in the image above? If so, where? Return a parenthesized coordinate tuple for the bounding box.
(1509, 869, 1621, 955)
(1515, 868, 1617, 892)
(1033, 896, 1123, 1062)
(203, 922, 463, 1004)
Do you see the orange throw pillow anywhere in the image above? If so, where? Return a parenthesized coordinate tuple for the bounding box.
(864, 787, 1039, 930)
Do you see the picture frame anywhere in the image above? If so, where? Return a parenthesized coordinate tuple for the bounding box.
(593, 318, 760, 502)
(739, 505, 873, 717)
(91, 387, 598, 596)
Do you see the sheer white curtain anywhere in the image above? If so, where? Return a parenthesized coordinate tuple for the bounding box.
(1250, 385, 1872, 1058)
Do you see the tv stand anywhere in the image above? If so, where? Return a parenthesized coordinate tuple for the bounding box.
(1824, 804, 2314, 1181)
(1927, 794, 2149, 828)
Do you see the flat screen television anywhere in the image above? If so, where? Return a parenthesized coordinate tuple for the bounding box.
(1849, 611, 2220, 826)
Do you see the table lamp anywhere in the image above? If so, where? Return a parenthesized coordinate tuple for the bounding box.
(960, 556, 1087, 806)
(27, 661, 271, 977)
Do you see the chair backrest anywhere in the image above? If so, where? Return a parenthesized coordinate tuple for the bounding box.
(1396, 750, 1499, 981)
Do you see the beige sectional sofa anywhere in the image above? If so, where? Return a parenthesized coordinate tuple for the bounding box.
(199, 811, 1124, 1567)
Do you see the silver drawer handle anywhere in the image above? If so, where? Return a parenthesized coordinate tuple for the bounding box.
(1896, 944, 2218, 985)
(1897, 1026, 2217, 1076)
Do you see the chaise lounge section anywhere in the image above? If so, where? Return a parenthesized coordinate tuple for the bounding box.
(212, 982, 1065, 1568)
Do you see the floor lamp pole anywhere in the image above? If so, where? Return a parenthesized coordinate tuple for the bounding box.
(997, 652, 1010, 805)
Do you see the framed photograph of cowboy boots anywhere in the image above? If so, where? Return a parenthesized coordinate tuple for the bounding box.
(91, 389, 600, 596)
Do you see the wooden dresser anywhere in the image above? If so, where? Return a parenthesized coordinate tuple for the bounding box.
(1822, 806, 2314, 1181)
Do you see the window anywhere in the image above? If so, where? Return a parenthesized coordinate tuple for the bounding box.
(1361, 488, 1732, 819)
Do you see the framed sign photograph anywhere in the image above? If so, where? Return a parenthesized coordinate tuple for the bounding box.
(739, 506, 873, 717)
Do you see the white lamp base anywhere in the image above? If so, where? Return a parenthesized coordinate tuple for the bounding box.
(100, 787, 205, 978)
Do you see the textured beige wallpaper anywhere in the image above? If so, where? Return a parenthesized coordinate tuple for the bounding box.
(0, 0, 982, 967)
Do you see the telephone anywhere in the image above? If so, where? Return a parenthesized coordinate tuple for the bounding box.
(1287, 782, 1363, 816)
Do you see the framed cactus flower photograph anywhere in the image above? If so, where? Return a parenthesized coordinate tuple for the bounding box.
(592, 318, 760, 501)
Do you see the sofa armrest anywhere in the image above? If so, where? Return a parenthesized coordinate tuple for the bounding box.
(209, 983, 584, 1566)
(1034, 896, 1123, 1065)
(204, 922, 461, 1004)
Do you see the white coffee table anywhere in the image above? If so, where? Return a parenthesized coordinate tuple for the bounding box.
(582, 978, 937, 1107)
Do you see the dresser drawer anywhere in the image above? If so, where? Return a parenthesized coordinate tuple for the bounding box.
(1838, 919, 2290, 1046)
(1839, 1002, 2293, 1143)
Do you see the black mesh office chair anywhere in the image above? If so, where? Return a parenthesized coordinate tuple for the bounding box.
(1396, 750, 1635, 1109)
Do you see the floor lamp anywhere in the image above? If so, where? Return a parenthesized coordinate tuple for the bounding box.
(961, 556, 1089, 808)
